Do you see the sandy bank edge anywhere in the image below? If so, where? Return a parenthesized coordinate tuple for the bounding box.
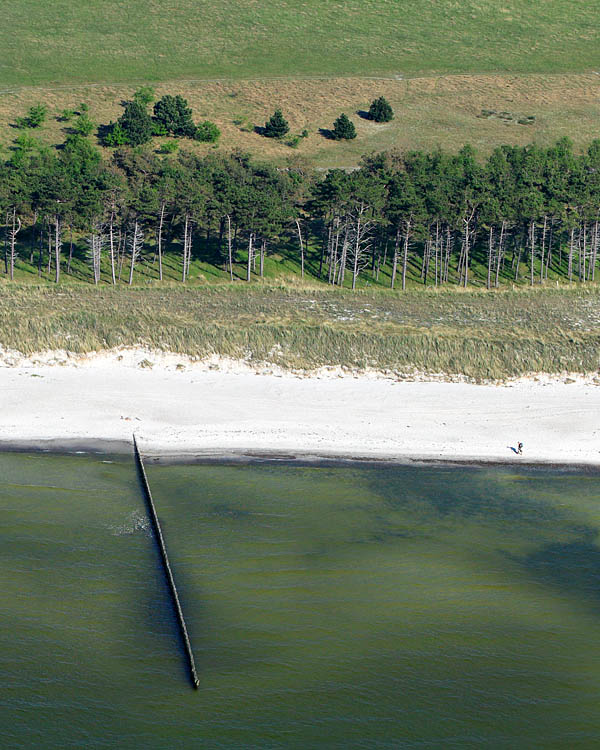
(1, 345, 599, 386)
(2, 346, 599, 468)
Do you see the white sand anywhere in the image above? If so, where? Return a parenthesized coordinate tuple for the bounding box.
(1, 348, 599, 465)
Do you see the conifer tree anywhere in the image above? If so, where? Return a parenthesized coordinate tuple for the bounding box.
(153, 95, 196, 137)
(263, 109, 289, 138)
(367, 96, 394, 123)
(117, 101, 154, 146)
(331, 113, 356, 140)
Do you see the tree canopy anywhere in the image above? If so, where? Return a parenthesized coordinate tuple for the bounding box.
(367, 96, 394, 123)
(2, 134, 600, 290)
(263, 110, 290, 138)
(331, 114, 356, 140)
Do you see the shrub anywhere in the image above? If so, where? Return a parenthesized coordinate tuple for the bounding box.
(194, 120, 221, 143)
(367, 96, 394, 123)
(16, 104, 47, 129)
(152, 121, 169, 137)
(103, 121, 129, 147)
(133, 86, 155, 107)
(14, 132, 41, 152)
(60, 108, 75, 122)
(331, 113, 356, 140)
(73, 114, 94, 136)
(159, 141, 179, 154)
(263, 109, 289, 138)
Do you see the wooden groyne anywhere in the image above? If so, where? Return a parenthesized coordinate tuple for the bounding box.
(132, 434, 199, 689)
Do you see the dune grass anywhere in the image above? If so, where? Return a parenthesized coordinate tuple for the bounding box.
(1, 283, 598, 381)
(1, 1, 597, 88)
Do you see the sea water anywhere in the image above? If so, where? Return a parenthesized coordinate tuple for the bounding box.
(2, 452, 600, 749)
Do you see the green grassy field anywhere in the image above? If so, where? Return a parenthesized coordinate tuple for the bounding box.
(1, 1, 597, 88)
(1, 283, 598, 380)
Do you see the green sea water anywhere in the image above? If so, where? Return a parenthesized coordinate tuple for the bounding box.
(2, 453, 600, 749)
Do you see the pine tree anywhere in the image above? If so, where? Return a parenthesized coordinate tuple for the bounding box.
(117, 101, 154, 146)
(331, 113, 356, 140)
(263, 109, 289, 138)
(153, 95, 196, 137)
(367, 96, 394, 123)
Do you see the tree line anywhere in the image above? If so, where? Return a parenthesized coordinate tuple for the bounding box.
(2, 133, 600, 288)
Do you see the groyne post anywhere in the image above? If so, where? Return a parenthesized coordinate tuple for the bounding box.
(133, 434, 200, 689)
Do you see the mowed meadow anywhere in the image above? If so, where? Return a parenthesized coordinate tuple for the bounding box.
(1, 1, 600, 168)
(1, 0, 597, 86)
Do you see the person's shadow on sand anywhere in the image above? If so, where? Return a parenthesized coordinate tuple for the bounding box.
(508, 445, 519, 454)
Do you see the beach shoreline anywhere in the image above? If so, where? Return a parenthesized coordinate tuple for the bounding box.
(1, 347, 599, 468)
(1, 440, 599, 474)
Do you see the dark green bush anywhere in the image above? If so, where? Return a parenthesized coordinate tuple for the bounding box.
(263, 109, 289, 138)
(367, 96, 394, 123)
(331, 113, 356, 140)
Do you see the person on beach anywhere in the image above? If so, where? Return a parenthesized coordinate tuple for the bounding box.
(517, 442, 523, 455)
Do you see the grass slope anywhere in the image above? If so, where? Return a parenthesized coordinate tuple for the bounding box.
(1, 284, 598, 380)
(2, 1, 598, 87)
(4, 73, 600, 168)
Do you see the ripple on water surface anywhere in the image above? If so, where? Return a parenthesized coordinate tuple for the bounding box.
(2, 454, 600, 749)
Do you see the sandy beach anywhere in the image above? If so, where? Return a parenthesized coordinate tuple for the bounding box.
(0, 348, 599, 465)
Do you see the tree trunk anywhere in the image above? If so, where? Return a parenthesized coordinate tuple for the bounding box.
(568, 227, 575, 282)
(246, 233, 253, 282)
(338, 223, 348, 287)
(434, 222, 439, 287)
(351, 212, 361, 291)
(37, 223, 44, 277)
(529, 220, 535, 287)
(182, 214, 189, 283)
(495, 220, 506, 288)
(109, 211, 116, 284)
(67, 225, 74, 275)
(129, 220, 141, 286)
(545, 219, 554, 280)
(540, 216, 547, 283)
(54, 216, 61, 284)
(295, 218, 305, 279)
(487, 225, 494, 290)
(591, 220, 598, 281)
(401, 220, 411, 291)
(227, 215, 234, 281)
(47, 223, 52, 274)
(259, 239, 265, 278)
(157, 203, 165, 282)
(8, 207, 21, 280)
(29, 210, 38, 263)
